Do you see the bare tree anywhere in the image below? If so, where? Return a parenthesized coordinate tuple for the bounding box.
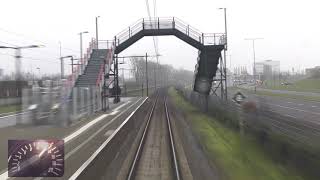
(129, 57, 194, 88)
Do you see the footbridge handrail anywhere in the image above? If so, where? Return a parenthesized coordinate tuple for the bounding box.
(114, 17, 226, 47)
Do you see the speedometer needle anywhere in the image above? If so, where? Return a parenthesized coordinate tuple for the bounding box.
(38, 142, 53, 157)
(38, 149, 46, 157)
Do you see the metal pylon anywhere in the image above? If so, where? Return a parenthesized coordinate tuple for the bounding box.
(211, 49, 227, 100)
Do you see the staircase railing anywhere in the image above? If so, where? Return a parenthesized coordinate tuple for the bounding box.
(115, 17, 226, 47)
(82, 38, 96, 74)
(61, 38, 96, 98)
(95, 40, 114, 93)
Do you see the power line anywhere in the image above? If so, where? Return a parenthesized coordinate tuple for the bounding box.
(153, 0, 157, 17)
(153, 0, 159, 64)
(145, 0, 160, 60)
(0, 52, 60, 63)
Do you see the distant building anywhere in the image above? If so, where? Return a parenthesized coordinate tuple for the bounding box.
(254, 60, 280, 80)
(255, 62, 265, 75)
(306, 66, 320, 77)
(0, 69, 3, 79)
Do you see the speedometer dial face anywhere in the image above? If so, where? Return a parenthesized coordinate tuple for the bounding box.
(8, 140, 64, 177)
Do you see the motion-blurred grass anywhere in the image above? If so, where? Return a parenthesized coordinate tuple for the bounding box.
(0, 104, 21, 114)
(169, 87, 308, 180)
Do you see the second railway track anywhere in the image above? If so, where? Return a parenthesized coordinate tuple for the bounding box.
(127, 91, 181, 180)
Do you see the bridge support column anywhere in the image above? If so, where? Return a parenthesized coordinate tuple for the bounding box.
(114, 54, 120, 103)
(72, 87, 78, 121)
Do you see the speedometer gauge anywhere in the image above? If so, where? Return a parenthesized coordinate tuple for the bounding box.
(8, 140, 64, 177)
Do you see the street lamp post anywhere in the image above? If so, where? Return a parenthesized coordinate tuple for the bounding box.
(244, 38, 263, 93)
(218, 8, 228, 50)
(219, 7, 228, 100)
(0, 45, 43, 80)
(79, 31, 89, 73)
(36, 67, 41, 79)
(96, 16, 100, 49)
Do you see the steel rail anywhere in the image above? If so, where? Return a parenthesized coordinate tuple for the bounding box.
(126, 92, 159, 180)
(164, 97, 181, 180)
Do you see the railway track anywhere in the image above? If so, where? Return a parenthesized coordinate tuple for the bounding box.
(127, 91, 181, 180)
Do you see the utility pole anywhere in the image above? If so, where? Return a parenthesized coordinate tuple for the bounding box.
(114, 54, 120, 103)
(154, 65, 156, 89)
(70, 56, 75, 73)
(229, 55, 232, 70)
(114, 54, 160, 97)
(145, 53, 149, 96)
(15, 49, 22, 80)
(59, 41, 64, 79)
(245, 38, 263, 93)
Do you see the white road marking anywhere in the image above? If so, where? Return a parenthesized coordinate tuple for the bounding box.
(0, 99, 137, 180)
(0, 172, 8, 179)
(63, 101, 131, 143)
(287, 102, 293, 104)
(104, 130, 114, 137)
(109, 101, 131, 115)
(284, 114, 297, 119)
(69, 97, 148, 180)
(64, 99, 142, 160)
(312, 105, 317, 108)
(113, 101, 131, 111)
(0, 112, 29, 119)
(63, 114, 109, 143)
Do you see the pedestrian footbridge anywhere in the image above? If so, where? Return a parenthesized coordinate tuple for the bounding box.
(113, 17, 226, 94)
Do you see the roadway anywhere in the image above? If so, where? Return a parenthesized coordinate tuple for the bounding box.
(229, 87, 320, 124)
(0, 97, 147, 180)
(0, 111, 30, 128)
(257, 87, 320, 97)
(228, 87, 320, 146)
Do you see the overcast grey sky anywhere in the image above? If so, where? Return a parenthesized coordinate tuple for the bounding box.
(0, 0, 319, 76)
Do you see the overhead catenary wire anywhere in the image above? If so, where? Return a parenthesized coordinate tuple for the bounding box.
(0, 52, 60, 63)
(145, 0, 160, 59)
(153, 0, 159, 64)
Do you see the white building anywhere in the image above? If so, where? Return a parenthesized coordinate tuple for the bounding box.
(255, 60, 280, 75)
(0, 69, 3, 80)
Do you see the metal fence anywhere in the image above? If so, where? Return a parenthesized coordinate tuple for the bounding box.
(8, 86, 103, 127)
